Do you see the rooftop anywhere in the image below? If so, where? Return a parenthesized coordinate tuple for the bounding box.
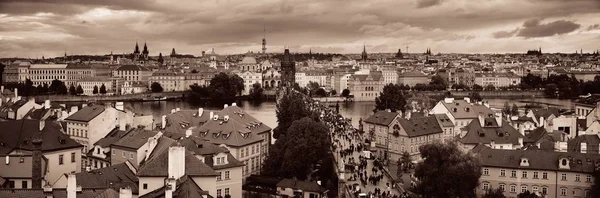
(65, 105, 105, 122)
(111, 128, 158, 150)
(0, 120, 82, 155)
(194, 106, 271, 147)
(399, 116, 444, 137)
(74, 162, 138, 194)
(364, 111, 400, 126)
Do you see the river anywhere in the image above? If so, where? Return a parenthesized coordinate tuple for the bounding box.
(124, 98, 574, 130)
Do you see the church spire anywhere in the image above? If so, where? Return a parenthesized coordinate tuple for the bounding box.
(361, 43, 368, 61)
(134, 41, 140, 54)
(143, 42, 149, 54)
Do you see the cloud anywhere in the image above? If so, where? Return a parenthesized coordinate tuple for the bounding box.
(516, 19, 581, 38)
(416, 0, 445, 8)
(492, 29, 519, 38)
(587, 24, 600, 31)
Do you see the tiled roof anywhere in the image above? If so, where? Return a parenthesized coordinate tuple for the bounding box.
(240, 56, 258, 64)
(151, 70, 178, 76)
(194, 106, 271, 147)
(433, 114, 454, 127)
(459, 119, 525, 145)
(75, 163, 138, 194)
(137, 146, 218, 177)
(0, 120, 82, 155)
(23, 108, 51, 120)
(139, 175, 212, 198)
(65, 105, 105, 122)
(111, 128, 158, 150)
(399, 71, 427, 78)
(441, 99, 494, 119)
(163, 110, 212, 135)
(399, 116, 444, 137)
(66, 63, 92, 69)
(94, 128, 128, 148)
(473, 145, 600, 173)
(350, 71, 383, 82)
(530, 107, 560, 120)
(567, 135, 600, 153)
(276, 179, 326, 193)
(364, 111, 399, 126)
(115, 65, 150, 71)
(575, 95, 600, 107)
(0, 188, 119, 198)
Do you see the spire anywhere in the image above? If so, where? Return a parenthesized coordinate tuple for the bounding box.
(143, 42, 149, 54)
(262, 25, 267, 54)
(361, 43, 368, 61)
(134, 41, 140, 54)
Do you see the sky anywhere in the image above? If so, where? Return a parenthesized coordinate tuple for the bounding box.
(0, 0, 599, 58)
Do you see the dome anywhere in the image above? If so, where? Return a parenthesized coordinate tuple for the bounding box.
(240, 56, 257, 64)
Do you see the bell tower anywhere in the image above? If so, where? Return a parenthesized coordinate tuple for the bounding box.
(280, 47, 296, 87)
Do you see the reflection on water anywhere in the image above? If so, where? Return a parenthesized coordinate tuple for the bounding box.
(125, 97, 574, 130)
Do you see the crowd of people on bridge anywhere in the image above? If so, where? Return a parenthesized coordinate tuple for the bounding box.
(288, 89, 410, 198)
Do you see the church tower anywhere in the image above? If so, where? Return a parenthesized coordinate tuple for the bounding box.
(142, 42, 149, 60)
(133, 42, 140, 60)
(361, 44, 368, 61)
(281, 47, 296, 87)
(262, 26, 267, 54)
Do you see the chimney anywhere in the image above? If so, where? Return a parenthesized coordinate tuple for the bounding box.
(44, 100, 50, 109)
(165, 177, 176, 198)
(67, 173, 77, 198)
(119, 187, 133, 198)
(161, 115, 167, 129)
(185, 129, 192, 138)
(171, 109, 176, 114)
(14, 88, 18, 98)
(495, 112, 502, 127)
(478, 114, 484, 127)
(581, 143, 587, 153)
(210, 111, 214, 119)
(198, 108, 204, 117)
(518, 137, 523, 147)
(224, 104, 229, 108)
(145, 135, 159, 161)
(32, 137, 43, 189)
(232, 102, 237, 106)
(518, 124, 525, 136)
(168, 146, 185, 180)
(176, 107, 180, 112)
(463, 97, 471, 104)
(39, 120, 46, 131)
(116, 102, 124, 111)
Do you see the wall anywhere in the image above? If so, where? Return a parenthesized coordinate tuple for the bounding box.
(138, 177, 165, 196)
(33, 91, 185, 103)
(216, 166, 243, 198)
(192, 176, 217, 198)
(111, 147, 138, 167)
(45, 148, 81, 185)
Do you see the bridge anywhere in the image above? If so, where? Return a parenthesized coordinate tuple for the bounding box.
(277, 88, 407, 198)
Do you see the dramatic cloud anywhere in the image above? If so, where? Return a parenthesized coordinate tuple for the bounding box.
(0, 0, 599, 57)
(516, 19, 581, 38)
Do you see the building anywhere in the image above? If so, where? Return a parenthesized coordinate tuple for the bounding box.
(429, 97, 495, 134)
(86, 128, 129, 170)
(239, 55, 260, 72)
(575, 95, 600, 118)
(0, 120, 82, 188)
(433, 114, 456, 142)
(262, 68, 281, 89)
(238, 70, 263, 95)
(395, 116, 445, 162)
(193, 104, 272, 178)
(380, 67, 399, 85)
(281, 48, 296, 87)
(112, 65, 152, 82)
(52, 162, 138, 196)
(110, 128, 160, 168)
(0, 98, 42, 120)
(474, 145, 597, 198)
(474, 73, 521, 88)
(295, 70, 331, 88)
(148, 70, 186, 92)
(2, 61, 21, 83)
(397, 71, 429, 87)
(347, 71, 384, 101)
(364, 111, 401, 160)
(458, 115, 526, 151)
(75, 76, 117, 95)
(276, 178, 327, 198)
(65, 63, 96, 86)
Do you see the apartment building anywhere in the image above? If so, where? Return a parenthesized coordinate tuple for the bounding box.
(474, 72, 521, 87)
(238, 70, 263, 95)
(398, 71, 429, 87)
(394, 116, 445, 161)
(364, 111, 401, 160)
(348, 71, 385, 101)
(459, 115, 526, 151)
(430, 97, 495, 134)
(112, 64, 152, 82)
(148, 70, 186, 92)
(110, 129, 160, 168)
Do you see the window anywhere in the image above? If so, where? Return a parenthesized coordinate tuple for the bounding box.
(500, 169, 506, 177)
(533, 172, 538, 179)
(59, 154, 64, 165)
(587, 175, 592, 182)
(143, 183, 148, 190)
(112, 150, 115, 155)
(122, 151, 125, 158)
(521, 186, 527, 193)
(217, 172, 222, 181)
(560, 188, 567, 196)
(130, 153, 133, 159)
(8, 181, 14, 188)
(532, 186, 538, 192)
(576, 174, 581, 182)
(585, 189, 591, 198)
(561, 173, 567, 181)
(21, 181, 27, 188)
(543, 172, 548, 179)
(483, 168, 489, 175)
(542, 187, 548, 195)
(71, 152, 76, 163)
(225, 171, 230, 179)
(499, 184, 505, 192)
(225, 188, 230, 195)
(217, 189, 222, 197)
(482, 183, 489, 190)
(522, 171, 527, 178)
(511, 170, 517, 178)
(510, 185, 516, 193)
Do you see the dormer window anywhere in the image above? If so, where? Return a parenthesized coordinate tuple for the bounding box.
(559, 158, 570, 169)
(520, 158, 529, 167)
(213, 132, 221, 139)
(222, 133, 231, 139)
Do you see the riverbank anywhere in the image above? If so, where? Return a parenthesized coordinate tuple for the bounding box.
(315, 90, 545, 103)
(33, 92, 186, 103)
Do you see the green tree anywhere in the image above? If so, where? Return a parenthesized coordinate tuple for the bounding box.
(517, 191, 539, 198)
(99, 84, 107, 94)
(330, 89, 337, 96)
(151, 82, 163, 93)
(412, 142, 481, 198)
(76, 85, 84, 95)
(482, 188, 506, 198)
(249, 82, 263, 100)
(263, 117, 331, 180)
(92, 85, 99, 94)
(473, 84, 484, 91)
(315, 88, 327, 97)
(341, 89, 350, 98)
(69, 84, 77, 95)
(468, 91, 483, 102)
(375, 84, 407, 113)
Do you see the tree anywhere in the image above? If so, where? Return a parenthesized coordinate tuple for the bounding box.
(69, 84, 77, 95)
(42, 83, 49, 95)
(430, 75, 447, 88)
(485, 84, 496, 91)
(315, 88, 327, 97)
(272, 91, 319, 139)
(399, 151, 411, 173)
(49, 79, 64, 94)
(330, 89, 337, 96)
(208, 73, 244, 100)
(544, 83, 558, 98)
(151, 82, 164, 93)
(263, 117, 331, 179)
(511, 104, 519, 116)
(375, 84, 407, 113)
(412, 142, 481, 198)
(249, 82, 263, 100)
(92, 85, 99, 94)
(307, 81, 320, 96)
(517, 191, 539, 198)
(468, 91, 482, 102)
(591, 169, 600, 197)
(502, 102, 511, 115)
(341, 89, 350, 98)
(76, 85, 84, 95)
(36, 84, 44, 95)
(99, 84, 107, 94)
(191, 69, 198, 73)
(473, 84, 483, 91)
(57, 83, 68, 95)
(482, 188, 506, 198)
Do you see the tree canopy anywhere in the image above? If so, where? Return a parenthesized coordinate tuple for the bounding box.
(76, 85, 84, 95)
(249, 82, 263, 100)
(151, 82, 164, 93)
(92, 85, 99, 94)
(208, 72, 244, 99)
(273, 90, 319, 139)
(307, 81, 320, 96)
(341, 89, 350, 98)
(517, 191, 539, 198)
(375, 83, 408, 113)
(412, 142, 482, 198)
(482, 188, 506, 198)
(99, 84, 107, 94)
(315, 88, 327, 97)
(69, 84, 77, 95)
(468, 91, 482, 102)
